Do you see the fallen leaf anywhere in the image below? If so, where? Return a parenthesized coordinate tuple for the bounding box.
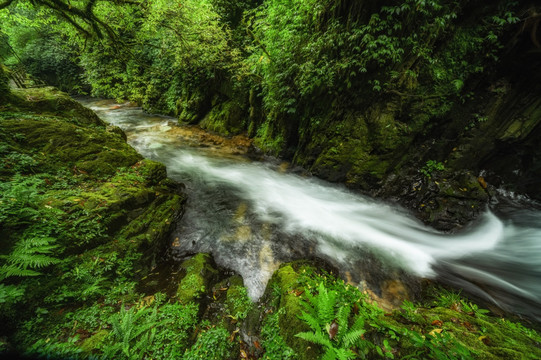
(328, 321, 339, 339)
(431, 319, 443, 327)
(428, 328, 443, 337)
(478, 335, 490, 345)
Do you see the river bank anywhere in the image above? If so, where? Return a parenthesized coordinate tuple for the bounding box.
(1, 88, 541, 359)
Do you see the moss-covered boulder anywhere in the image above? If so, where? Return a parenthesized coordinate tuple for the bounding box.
(200, 99, 246, 136)
(261, 262, 323, 360)
(176, 253, 218, 304)
(10, 87, 105, 127)
(1, 116, 140, 177)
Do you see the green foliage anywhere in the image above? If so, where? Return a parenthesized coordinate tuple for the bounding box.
(226, 284, 253, 320)
(261, 308, 296, 360)
(420, 160, 445, 178)
(0, 236, 60, 280)
(295, 282, 366, 360)
(102, 304, 161, 359)
(183, 324, 233, 360)
(0, 64, 9, 95)
(0, 283, 25, 305)
(0, 88, 188, 360)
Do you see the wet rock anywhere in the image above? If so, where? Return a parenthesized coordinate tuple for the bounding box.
(375, 169, 490, 231)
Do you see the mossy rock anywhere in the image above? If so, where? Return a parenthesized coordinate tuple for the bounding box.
(200, 100, 245, 136)
(177, 253, 218, 304)
(225, 276, 253, 321)
(0, 64, 9, 98)
(264, 263, 322, 360)
(10, 87, 105, 127)
(1, 116, 141, 177)
(136, 159, 168, 185)
(413, 306, 541, 359)
(178, 88, 211, 124)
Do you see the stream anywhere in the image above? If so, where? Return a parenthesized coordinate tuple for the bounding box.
(81, 99, 541, 322)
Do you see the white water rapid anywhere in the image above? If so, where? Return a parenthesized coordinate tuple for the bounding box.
(82, 99, 541, 322)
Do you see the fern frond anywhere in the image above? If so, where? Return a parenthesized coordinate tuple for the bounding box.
(350, 314, 365, 333)
(317, 283, 337, 324)
(342, 329, 365, 348)
(336, 305, 351, 341)
(296, 330, 332, 348)
(299, 311, 322, 332)
(303, 287, 318, 317)
(322, 348, 338, 360)
(8, 253, 59, 269)
(0, 283, 26, 304)
(335, 347, 356, 360)
(16, 236, 57, 249)
(0, 236, 60, 280)
(0, 264, 42, 279)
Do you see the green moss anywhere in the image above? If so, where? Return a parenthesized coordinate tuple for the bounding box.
(415, 307, 541, 359)
(199, 100, 245, 136)
(0, 65, 9, 99)
(80, 329, 109, 352)
(177, 253, 218, 304)
(178, 88, 211, 124)
(225, 277, 252, 320)
(1, 116, 141, 177)
(254, 120, 285, 156)
(183, 325, 234, 359)
(0, 87, 192, 360)
(136, 159, 168, 185)
(10, 87, 105, 127)
(266, 264, 321, 360)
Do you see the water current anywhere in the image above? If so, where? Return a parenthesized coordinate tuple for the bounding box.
(81, 99, 541, 322)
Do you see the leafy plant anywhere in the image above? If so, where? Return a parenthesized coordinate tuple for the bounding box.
(400, 300, 423, 323)
(0, 283, 25, 305)
(183, 324, 233, 360)
(407, 329, 472, 360)
(295, 282, 367, 360)
(99, 299, 199, 360)
(261, 308, 296, 360)
(420, 160, 445, 178)
(0, 236, 60, 280)
(101, 305, 158, 359)
(434, 288, 463, 308)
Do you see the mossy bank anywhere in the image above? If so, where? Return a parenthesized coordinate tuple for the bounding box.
(0, 87, 185, 357)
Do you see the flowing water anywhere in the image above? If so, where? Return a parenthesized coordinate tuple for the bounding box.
(81, 99, 541, 322)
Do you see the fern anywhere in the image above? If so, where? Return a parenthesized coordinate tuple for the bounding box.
(0, 236, 60, 281)
(295, 282, 367, 360)
(296, 330, 332, 348)
(0, 283, 26, 304)
(317, 283, 337, 324)
(103, 304, 164, 360)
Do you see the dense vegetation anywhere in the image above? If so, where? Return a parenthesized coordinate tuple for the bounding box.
(2, 0, 541, 359)
(3, 0, 540, 229)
